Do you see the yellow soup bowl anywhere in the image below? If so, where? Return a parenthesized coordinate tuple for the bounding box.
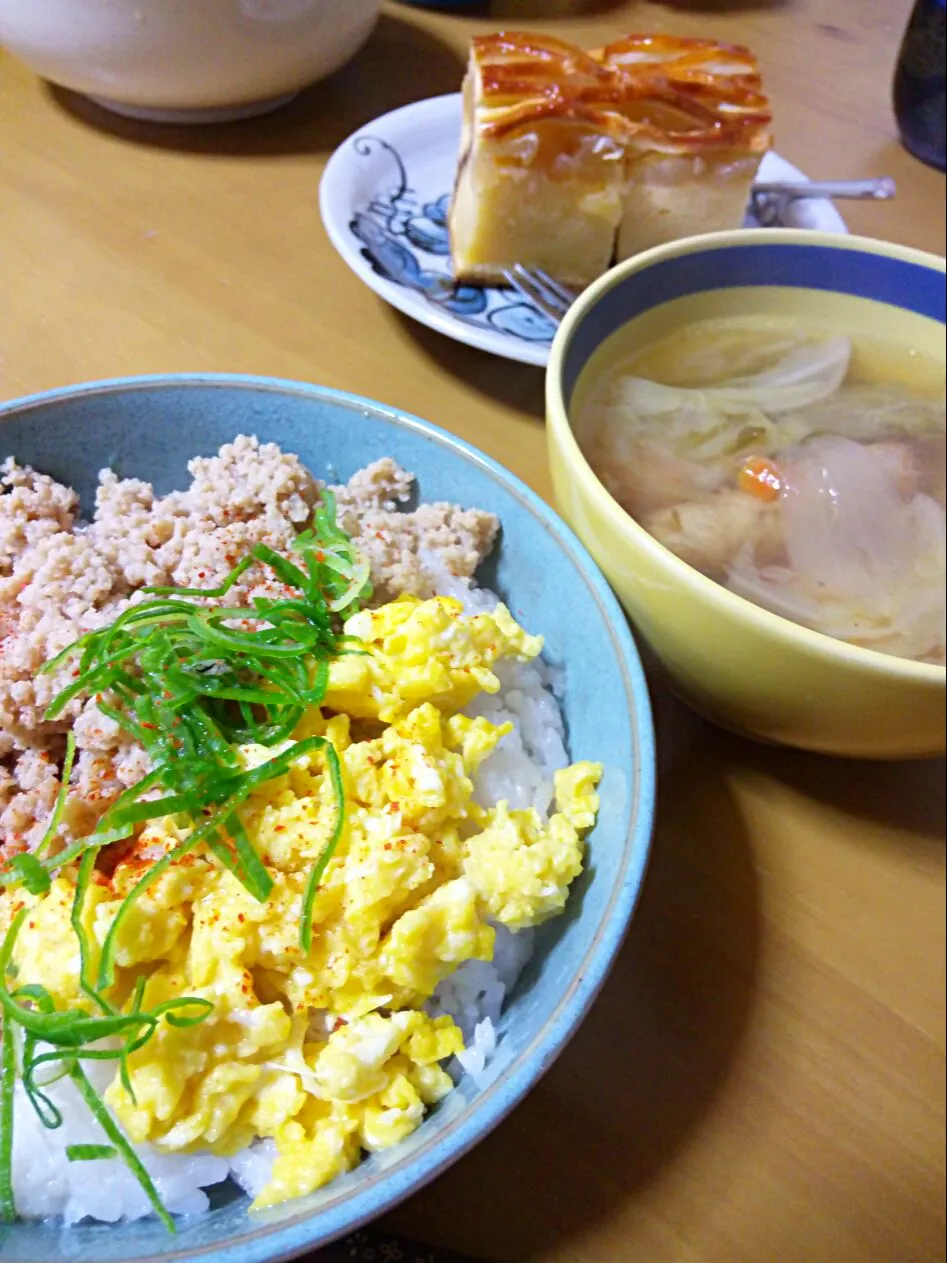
(546, 229, 946, 759)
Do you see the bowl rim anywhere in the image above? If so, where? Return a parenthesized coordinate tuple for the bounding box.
(0, 371, 657, 1263)
(546, 227, 947, 686)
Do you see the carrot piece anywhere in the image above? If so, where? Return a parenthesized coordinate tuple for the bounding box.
(738, 456, 782, 502)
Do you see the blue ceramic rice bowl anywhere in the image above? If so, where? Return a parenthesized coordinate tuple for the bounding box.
(0, 375, 655, 1263)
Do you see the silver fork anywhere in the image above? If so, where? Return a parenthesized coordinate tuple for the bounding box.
(501, 263, 575, 324)
(502, 176, 897, 326)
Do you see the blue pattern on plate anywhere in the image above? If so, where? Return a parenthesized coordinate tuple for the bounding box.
(345, 136, 784, 351)
(348, 137, 558, 344)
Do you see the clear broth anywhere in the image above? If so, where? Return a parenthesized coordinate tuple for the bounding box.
(575, 317, 946, 665)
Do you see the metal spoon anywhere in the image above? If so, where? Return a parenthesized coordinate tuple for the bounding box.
(749, 176, 896, 226)
(751, 177, 897, 201)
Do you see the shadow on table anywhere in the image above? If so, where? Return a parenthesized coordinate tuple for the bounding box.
(380, 698, 762, 1261)
(45, 12, 463, 157)
(745, 744, 947, 850)
(389, 309, 547, 419)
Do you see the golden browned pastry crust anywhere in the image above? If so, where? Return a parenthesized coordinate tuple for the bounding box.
(448, 32, 773, 287)
(467, 32, 772, 152)
(464, 32, 629, 142)
(449, 33, 630, 288)
(593, 34, 772, 155)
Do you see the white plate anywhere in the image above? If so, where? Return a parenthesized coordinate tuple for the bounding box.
(320, 93, 849, 368)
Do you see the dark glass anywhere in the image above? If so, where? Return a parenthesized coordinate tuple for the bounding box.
(893, 0, 946, 171)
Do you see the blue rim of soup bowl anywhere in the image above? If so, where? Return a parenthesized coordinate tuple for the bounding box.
(547, 228, 947, 686)
(0, 373, 656, 1263)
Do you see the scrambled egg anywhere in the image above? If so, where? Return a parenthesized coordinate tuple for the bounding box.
(2, 596, 602, 1209)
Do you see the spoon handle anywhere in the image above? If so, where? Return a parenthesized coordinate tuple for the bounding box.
(751, 177, 897, 201)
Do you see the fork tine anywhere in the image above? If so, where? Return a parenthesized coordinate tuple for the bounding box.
(501, 267, 564, 324)
(501, 265, 572, 324)
(530, 268, 576, 308)
(511, 264, 573, 318)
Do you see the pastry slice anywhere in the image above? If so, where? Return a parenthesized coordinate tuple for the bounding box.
(594, 36, 773, 259)
(449, 33, 629, 290)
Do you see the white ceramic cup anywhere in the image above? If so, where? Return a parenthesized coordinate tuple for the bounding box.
(0, 0, 382, 122)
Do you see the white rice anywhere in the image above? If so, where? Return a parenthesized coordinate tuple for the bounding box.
(227, 1139, 280, 1204)
(10, 1059, 231, 1223)
(9, 579, 570, 1223)
(423, 561, 570, 820)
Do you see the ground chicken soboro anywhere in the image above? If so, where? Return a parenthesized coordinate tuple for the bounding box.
(0, 436, 498, 861)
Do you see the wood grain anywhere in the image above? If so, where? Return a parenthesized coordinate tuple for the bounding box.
(0, 3, 943, 1260)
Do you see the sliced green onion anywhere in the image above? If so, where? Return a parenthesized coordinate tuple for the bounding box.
(205, 814, 273, 903)
(148, 997, 214, 1028)
(0, 1010, 17, 1223)
(35, 732, 76, 857)
(66, 1144, 117, 1162)
(0, 495, 369, 1232)
(97, 734, 331, 988)
(0, 906, 212, 1231)
(68, 1061, 175, 1233)
(0, 911, 26, 980)
(299, 740, 346, 953)
(142, 555, 255, 600)
(0, 854, 51, 897)
(72, 849, 114, 1016)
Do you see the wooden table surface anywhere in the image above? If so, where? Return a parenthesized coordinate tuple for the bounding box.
(1, 1, 944, 1260)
